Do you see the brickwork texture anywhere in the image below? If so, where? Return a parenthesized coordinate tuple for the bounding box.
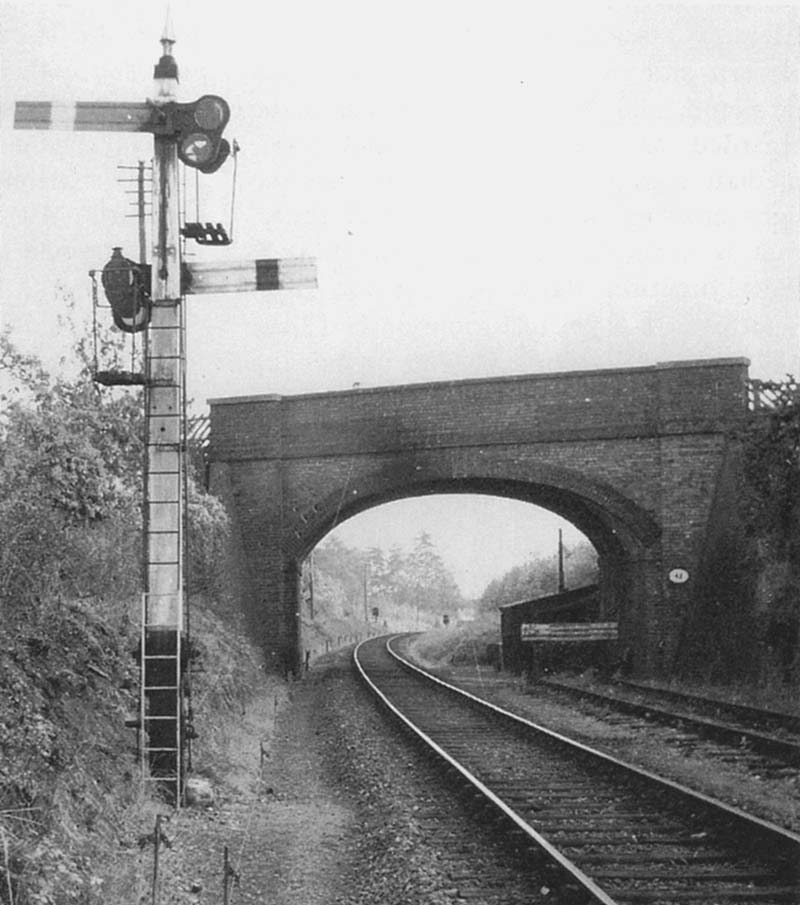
(208, 358, 750, 676)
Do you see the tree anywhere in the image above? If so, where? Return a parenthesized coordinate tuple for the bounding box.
(307, 532, 465, 626)
(737, 378, 800, 683)
(0, 328, 143, 607)
(0, 324, 231, 610)
(407, 532, 462, 614)
(477, 541, 598, 613)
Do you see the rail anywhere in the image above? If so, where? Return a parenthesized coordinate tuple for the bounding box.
(355, 635, 800, 904)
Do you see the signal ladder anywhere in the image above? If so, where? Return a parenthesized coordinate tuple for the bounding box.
(139, 299, 187, 801)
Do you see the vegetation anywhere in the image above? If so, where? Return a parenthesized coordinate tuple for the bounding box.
(476, 541, 598, 613)
(4, 301, 800, 899)
(738, 379, 800, 685)
(0, 323, 232, 904)
(304, 532, 465, 633)
(406, 618, 502, 670)
(394, 540, 599, 673)
(674, 378, 800, 686)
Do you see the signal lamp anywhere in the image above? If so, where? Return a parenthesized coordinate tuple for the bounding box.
(101, 247, 150, 333)
(176, 95, 230, 173)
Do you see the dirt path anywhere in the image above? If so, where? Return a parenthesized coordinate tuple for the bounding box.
(148, 650, 551, 905)
(153, 662, 364, 904)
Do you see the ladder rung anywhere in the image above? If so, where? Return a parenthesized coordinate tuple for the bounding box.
(143, 715, 180, 721)
(144, 654, 180, 660)
(144, 747, 180, 753)
(144, 685, 179, 691)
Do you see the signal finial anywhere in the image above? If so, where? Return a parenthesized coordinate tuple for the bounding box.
(152, 7, 179, 103)
(160, 5, 176, 56)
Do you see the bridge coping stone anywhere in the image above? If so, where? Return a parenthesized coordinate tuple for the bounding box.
(207, 357, 751, 406)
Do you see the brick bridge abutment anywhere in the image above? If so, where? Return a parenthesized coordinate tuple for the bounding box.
(207, 358, 750, 677)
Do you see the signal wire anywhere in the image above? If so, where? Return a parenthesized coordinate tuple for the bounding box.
(228, 140, 240, 241)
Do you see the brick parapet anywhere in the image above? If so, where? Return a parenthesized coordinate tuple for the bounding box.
(209, 359, 749, 462)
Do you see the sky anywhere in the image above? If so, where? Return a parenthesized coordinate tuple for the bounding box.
(2, 1, 800, 595)
(328, 495, 587, 598)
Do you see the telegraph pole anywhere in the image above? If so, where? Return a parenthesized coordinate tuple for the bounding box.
(117, 161, 151, 263)
(137, 160, 149, 264)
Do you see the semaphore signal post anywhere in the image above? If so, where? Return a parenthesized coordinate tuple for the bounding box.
(14, 21, 316, 803)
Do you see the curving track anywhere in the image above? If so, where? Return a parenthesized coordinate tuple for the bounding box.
(354, 635, 800, 905)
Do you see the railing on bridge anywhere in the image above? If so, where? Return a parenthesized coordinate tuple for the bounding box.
(187, 414, 210, 482)
(747, 378, 800, 413)
(187, 413, 210, 447)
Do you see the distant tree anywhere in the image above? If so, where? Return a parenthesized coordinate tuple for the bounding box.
(308, 531, 464, 623)
(565, 542, 599, 588)
(306, 536, 364, 619)
(477, 540, 598, 613)
(365, 546, 394, 611)
(407, 532, 463, 614)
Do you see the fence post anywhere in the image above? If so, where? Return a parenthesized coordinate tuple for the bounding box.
(222, 844, 239, 904)
(151, 815, 162, 905)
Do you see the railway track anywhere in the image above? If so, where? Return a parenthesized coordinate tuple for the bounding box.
(354, 635, 800, 905)
(614, 680, 800, 736)
(537, 677, 800, 778)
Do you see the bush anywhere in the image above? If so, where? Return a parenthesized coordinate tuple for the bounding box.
(739, 379, 800, 685)
(0, 325, 234, 902)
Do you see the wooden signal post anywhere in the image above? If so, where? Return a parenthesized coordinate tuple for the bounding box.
(14, 23, 316, 802)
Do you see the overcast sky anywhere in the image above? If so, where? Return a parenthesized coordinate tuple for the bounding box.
(2, 1, 799, 595)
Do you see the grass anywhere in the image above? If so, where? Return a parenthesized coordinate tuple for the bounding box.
(406, 617, 500, 671)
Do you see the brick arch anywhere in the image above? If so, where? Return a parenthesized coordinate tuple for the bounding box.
(286, 465, 658, 641)
(286, 462, 660, 561)
(208, 357, 749, 675)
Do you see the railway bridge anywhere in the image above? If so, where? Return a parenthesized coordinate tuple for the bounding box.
(207, 357, 751, 676)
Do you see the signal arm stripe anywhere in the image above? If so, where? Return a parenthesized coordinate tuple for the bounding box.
(50, 104, 78, 129)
